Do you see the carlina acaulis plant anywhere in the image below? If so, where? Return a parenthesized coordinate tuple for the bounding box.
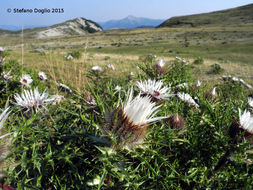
(105, 88, 167, 148)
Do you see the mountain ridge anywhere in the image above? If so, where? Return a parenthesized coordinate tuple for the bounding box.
(98, 15, 164, 29)
(0, 17, 102, 38)
(158, 3, 253, 28)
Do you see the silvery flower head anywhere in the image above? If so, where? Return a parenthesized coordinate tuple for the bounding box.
(92, 66, 102, 72)
(157, 59, 165, 67)
(107, 64, 115, 70)
(248, 97, 253, 109)
(238, 109, 253, 134)
(65, 55, 73, 60)
(13, 88, 54, 113)
(0, 47, 5, 53)
(114, 85, 121, 92)
(51, 94, 65, 105)
(2, 71, 12, 82)
(175, 83, 189, 89)
(195, 80, 201, 87)
(20, 74, 33, 88)
(0, 107, 12, 166)
(57, 82, 72, 93)
(0, 107, 11, 134)
(38, 71, 47, 81)
(136, 79, 174, 102)
(176, 56, 182, 61)
(177, 92, 199, 108)
(105, 88, 166, 146)
(232, 77, 239, 82)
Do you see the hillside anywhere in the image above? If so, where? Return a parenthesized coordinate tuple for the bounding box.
(158, 3, 253, 28)
(0, 17, 103, 38)
(99, 15, 164, 29)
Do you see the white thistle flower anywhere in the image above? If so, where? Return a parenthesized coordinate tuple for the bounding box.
(20, 74, 33, 88)
(51, 94, 65, 105)
(92, 66, 102, 72)
(123, 88, 166, 126)
(0, 107, 11, 131)
(176, 56, 182, 61)
(175, 83, 189, 89)
(13, 88, 54, 113)
(38, 71, 47, 81)
(195, 80, 201, 87)
(248, 97, 253, 108)
(107, 64, 115, 70)
(239, 79, 252, 89)
(114, 85, 121, 92)
(136, 79, 174, 101)
(238, 109, 253, 134)
(87, 176, 101, 186)
(0, 107, 12, 167)
(177, 92, 199, 108)
(0, 107, 12, 139)
(130, 72, 134, 76)
(65, 55, 73, 60)
(232, 77, 239, 82)
(57, 82, 72, 93)
(2, 71, 12, 82)
(0, 47, 5, 53)
(106, 88, 166, 145)
(157, 59, 165, 67)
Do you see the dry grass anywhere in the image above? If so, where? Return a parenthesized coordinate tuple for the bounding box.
(2, 25, 253, 92)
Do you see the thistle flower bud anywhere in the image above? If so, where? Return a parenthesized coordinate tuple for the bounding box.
(166, 114, 184, 129)
(152, 59, 166, 75)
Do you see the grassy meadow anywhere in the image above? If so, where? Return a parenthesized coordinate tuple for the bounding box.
(1, 25, 253, 92)
(0, 24, 253, 189)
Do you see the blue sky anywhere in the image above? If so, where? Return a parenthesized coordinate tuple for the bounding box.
(1, 0, 253, 26)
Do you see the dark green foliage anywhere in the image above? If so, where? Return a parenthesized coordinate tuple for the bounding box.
(8, 104, 104, 189)
(217, 79, 245, 100)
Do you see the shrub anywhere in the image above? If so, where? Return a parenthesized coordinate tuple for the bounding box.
(208, 63, 224, 74)
(193, 57, 204, 65)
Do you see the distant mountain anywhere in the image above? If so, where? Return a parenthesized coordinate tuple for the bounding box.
(158, 3, 253, 28)
(99, 15, 164, 30)
(0, 17, 103, 38)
